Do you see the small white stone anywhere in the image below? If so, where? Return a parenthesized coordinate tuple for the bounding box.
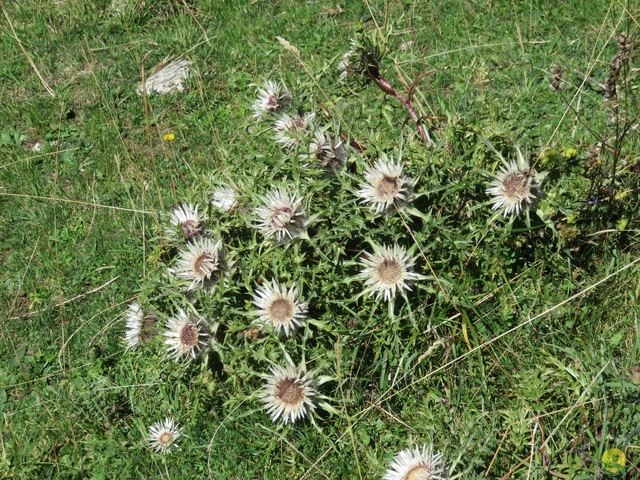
(137, 59, 192, 96)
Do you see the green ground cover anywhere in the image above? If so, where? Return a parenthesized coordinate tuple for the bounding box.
(1, 0, 639, 478)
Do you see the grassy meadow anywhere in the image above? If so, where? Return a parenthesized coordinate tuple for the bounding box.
(1, 0, 640, 478)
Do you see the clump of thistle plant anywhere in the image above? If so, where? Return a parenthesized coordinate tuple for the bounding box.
(110, 21, 640, 478)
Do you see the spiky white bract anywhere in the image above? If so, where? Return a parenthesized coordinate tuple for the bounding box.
(357, 155, 413, 215)
(251, 280, 307, 336)
(260, 364, 318, 425)
(273, 112, 316, 149)
(254, 187, 306, 242)
(124, 302, 144, 350)
(308, 130, 347, 170)
(124, 302, 156, 350)
(383, 444, 446, 480)
(338, 50, 355, 83)
(338, 39, 358, 82)
(357, 243, 425, 303)
(252, 80, 292, 120)
(147, 418, 182, 454)
(166, 203, 206, 240)
(486, 149, 540, 217)
(169, 237, 223, 291)
(211, 187, 238, 212)
(163, 309, 209, 361)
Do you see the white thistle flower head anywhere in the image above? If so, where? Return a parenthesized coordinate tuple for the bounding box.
(147, 418, 182, 454)
(124, 302, 157, 350)
(383, 444, 446, 480)
(163, 309, 209, 361)
(211, 187, 238, 212)
(252, 80, 292, 120)
(169, 237, 224, 291)
(486, 149, 540, 217)
(308, 130, 347, 170)
(166, 203, 207, 240)
(357, 243, 425, 303)
(254, 187, 306, 242)
(251, 279, 307, 336)
(273, 112, 316, 149)
(260, 364, 318, 425)
(357, 155, 413, 215)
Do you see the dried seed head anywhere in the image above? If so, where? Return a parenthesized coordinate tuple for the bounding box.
(549, 64, 565, 92)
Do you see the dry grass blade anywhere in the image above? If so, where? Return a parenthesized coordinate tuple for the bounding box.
(2, 4, 55, 97)
(0, 192, 154, 214)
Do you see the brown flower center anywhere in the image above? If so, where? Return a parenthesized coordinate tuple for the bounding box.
(291, 117, 307, 132)
(194, 253, 216, 277)
(376, 175, 400, 200)
(270, 207, 294, 229)
(267, 94, 278, 108)
(181, 219, 200, 237)
(277, 378, 304, 405)
(405, 466, 431, 480)
(376, 258, 403, 285)
(502, 171, 531, 200)
(158, 431, 173, 447)
(269, 298, 294, 324)
(180, 323, 199, 348)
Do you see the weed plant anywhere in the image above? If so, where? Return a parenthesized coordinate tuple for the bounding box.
(1, 1, 640, 479)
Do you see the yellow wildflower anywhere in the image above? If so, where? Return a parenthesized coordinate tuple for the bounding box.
(602, 448, 625, 473)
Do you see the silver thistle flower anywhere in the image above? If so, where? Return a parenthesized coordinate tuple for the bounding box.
(356, 243, 425, 303)
(163, 309, 209, 361)
(357, 155, 414, 215)
(169, 237, 224, 291)
(486, 149, 541, 217)
(252, 80, 292, 120)
(165, 203, 207, 240)
(251, 280, 307, 336)
(147, 418, 182, 454)
(383, 444, 446, 480)
(260, 364, 318, 425)
(254, 187, 306, 242)
(273, 112, 316, 149)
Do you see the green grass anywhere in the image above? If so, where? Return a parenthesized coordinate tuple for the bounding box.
(1, 0, 640, 478)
